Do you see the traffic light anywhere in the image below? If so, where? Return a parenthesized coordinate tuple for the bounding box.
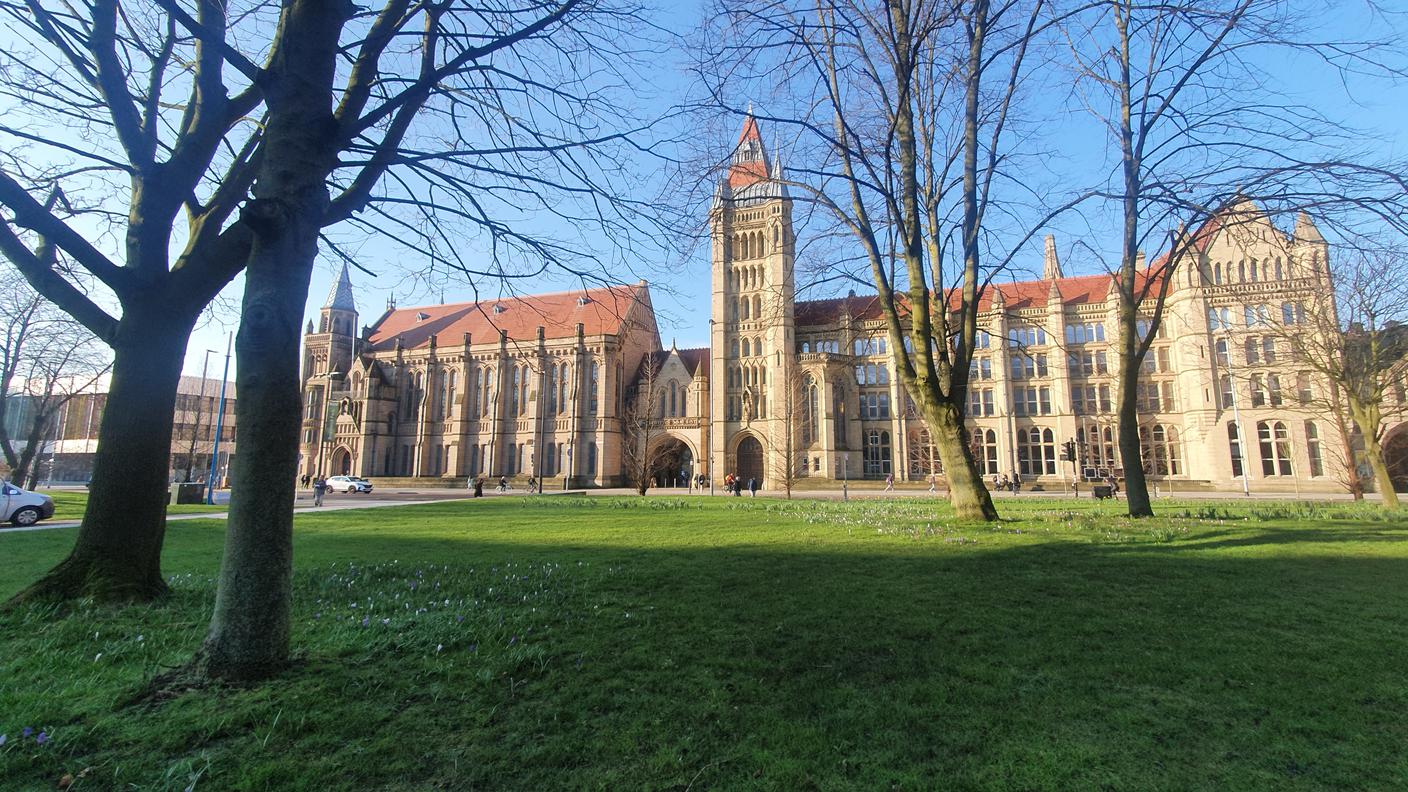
(1062, 439, 1077, 462)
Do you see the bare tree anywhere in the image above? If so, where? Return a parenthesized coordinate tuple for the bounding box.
(1265, 248, 1408, 506)
(0, 279, 110, 486)
(1, 0, 668, 683)
(1064, 0, 1408, 516)
(697, 0, 1074, 520)
(621, 356, 670, 495)
(769, 363, 807, 499)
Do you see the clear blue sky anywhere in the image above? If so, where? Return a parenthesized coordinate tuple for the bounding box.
(167, 0, 1408, 377)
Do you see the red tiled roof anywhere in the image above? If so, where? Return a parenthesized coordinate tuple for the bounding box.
(727, 115, 770, 191)
(366, 284, 644, 352)
(677, 347, 709, 376)
(796, 272, 1131, 326)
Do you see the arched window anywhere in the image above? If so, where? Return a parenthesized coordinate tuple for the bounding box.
(509, 367, 521, 416)
(482, 367, 494, 416)
(520, 366, 530, 415)
(668, 381, 678, 417)
(741, 298, 750, 320)
(588, 361, 599, 414)
(1214, 262, 1223, 284)
(1274, 258, 1284, 280)
(507, 443, 517, 474)
(658, 388, 667, 418)
(801, 342, 811, 354)
(802, 376, 818, 445)
(1017, 427, 1056, 476)
(558, 363, 569, 412)
(447, 369, 457, 416)
(741, 338, 750, 357)
(970, 428, 999, 475)
(587, 442, 598, 475)
(754, 337, 763, 356)
(1228, 422, 1245, 478)
(753, 295, 762, 319)
(908, 427, 942, 476)
(1259, 421, 1293, 476)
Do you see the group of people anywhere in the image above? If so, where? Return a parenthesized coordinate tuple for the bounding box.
(991, 472, 1023, 494)
(466, 475, 540, 498)
(721, 473, 759, 496)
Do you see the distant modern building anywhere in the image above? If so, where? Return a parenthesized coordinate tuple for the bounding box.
(3, 374, 237, 484)
(299, 115, 1407, 493)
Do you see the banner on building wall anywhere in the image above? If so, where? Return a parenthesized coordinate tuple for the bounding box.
(323, 401, 339, 442)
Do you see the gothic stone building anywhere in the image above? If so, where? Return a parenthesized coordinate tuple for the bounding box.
(300, 116, 1407, 493)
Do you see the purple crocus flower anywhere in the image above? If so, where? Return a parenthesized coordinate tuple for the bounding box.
(21, 727, 32, 738)
(35, 732, 48, 745)
(361, 616, 370, 627)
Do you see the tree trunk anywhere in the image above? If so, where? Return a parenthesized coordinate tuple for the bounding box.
(6, 317, 192, 604)
(1115, 348, 1148, 515)
(196, 199, 319, 681)
(1361, 433, 1401, 509)
(194, 0, 346, 681)
(926, 401, 997, 521)
(12, 414, 47, 487)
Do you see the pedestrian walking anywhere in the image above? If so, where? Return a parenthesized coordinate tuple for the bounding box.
(927, 473, 936, 494)
(312, 477, 327, 507)
(473, 476, 484, 498)
(526, 475, 538, 493)
(498, 476, 508, 493)
(748, 477, 758, 497)
(883, 473, 895, 492)
(1012, 472, 1022, 494)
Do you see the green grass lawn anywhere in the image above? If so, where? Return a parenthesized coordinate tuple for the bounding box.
(2, 497, 1406, 790)
(43, 490, 229, 521)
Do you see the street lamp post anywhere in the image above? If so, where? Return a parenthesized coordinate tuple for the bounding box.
(206, 332, 233, 503)
(842, 452, 849, 501)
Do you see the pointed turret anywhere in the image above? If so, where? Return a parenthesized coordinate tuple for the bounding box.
(325, 263, 356, 312)
(1042, 234, 1063, 280)
(1293, 211, 1324, 244)
(721, 111, 786, 204)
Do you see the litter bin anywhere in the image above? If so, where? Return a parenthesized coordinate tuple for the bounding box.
(170, 482, 205, 504)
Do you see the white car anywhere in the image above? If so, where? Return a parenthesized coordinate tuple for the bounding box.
(2, 481, 55, 526)
(326, 475, 373, 494)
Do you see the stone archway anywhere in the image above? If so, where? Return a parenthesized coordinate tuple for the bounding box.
(331, 446, 353, 477)
(1385, 423, 1408, 493)
(735, 435, 764, 488)
(652, 437, 694, 488)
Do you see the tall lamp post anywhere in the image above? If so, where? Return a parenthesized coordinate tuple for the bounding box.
(206, 332, 233, 503)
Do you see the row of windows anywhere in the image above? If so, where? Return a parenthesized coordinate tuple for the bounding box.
(856, 363, 890, 386)
(729, 295, 767, 322)
(730, 336, 766, 357)
(1208, 255, 1310, 286)
(1228, 420, 1325, 478)
(1218, 372, 1315, 409)
(1208, 302, 1306, 330)
(378, 441, 602, 479)
(800, 339, 842, 354)
(728, 364, 766, 389)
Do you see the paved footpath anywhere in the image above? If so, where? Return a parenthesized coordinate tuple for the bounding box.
(5, 484, 1384, 535)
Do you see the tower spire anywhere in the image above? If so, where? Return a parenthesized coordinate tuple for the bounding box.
(325, 263, 356, 312)
(1042, 234, 1063, 280)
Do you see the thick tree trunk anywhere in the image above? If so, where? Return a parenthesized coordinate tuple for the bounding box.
(196, 200, 318, 681)
(1362, 433, 1401, 510)
(6, 316, 192, 604)
(926, 401, 997, 521)
(194, 0, 346, 681)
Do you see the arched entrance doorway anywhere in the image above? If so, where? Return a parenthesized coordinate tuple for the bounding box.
(1385, 424, 1408, 493)
(736, 435, 764, 487)
(330, 447, 352, 476)
(653, 438, 694, 488)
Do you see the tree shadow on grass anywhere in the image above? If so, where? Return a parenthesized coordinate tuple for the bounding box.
(5, 510, 1408, 791)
